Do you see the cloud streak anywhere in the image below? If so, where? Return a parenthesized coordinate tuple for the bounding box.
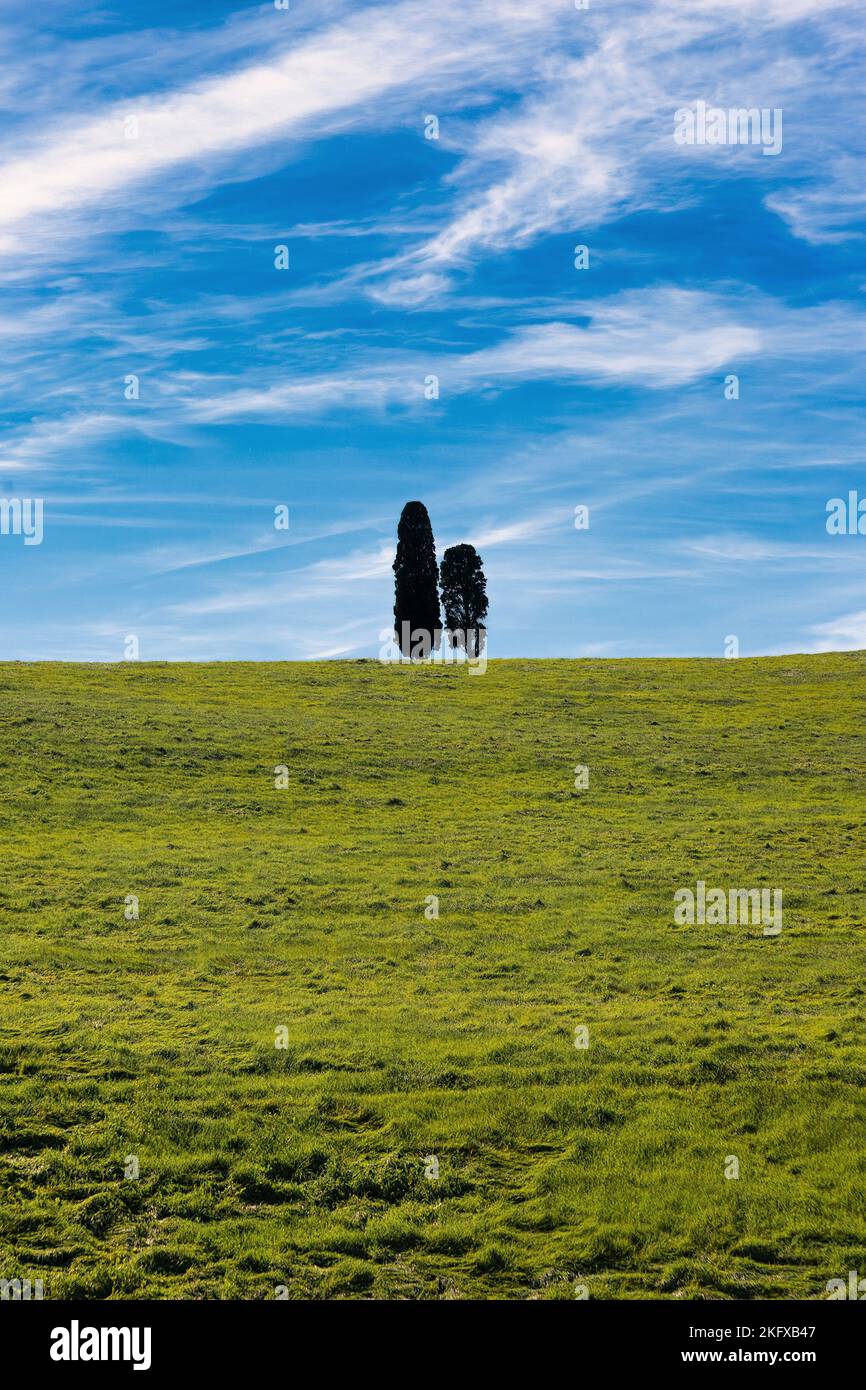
(0, 0, 566, 258)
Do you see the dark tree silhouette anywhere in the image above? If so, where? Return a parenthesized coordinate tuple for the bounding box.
(393, 501, 441, 657)
(440, 543, 488, 658)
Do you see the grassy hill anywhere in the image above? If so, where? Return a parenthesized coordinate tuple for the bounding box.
(1, 653, 865, 1300)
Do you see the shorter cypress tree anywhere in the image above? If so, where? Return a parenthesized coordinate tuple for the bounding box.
(440, 543, 488, 657)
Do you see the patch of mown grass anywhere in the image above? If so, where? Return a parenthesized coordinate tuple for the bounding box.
(1, 654, 865, 1298)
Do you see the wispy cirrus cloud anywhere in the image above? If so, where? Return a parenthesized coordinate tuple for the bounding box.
(0, 0, 568, 262)
(168, 287, 866, 424)
(4, 284, 864, 482)
(810, 609, 866, 650)
(173, 286, 760, 423)
(765, 158, 866, 245)
(360, 0, 864, 304)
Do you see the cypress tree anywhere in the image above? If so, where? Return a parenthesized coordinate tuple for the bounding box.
(393, 501, 441, 657)
(440, 542, 488, 657)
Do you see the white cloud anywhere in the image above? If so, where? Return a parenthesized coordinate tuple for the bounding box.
(178, 286, 762, 423)
(765, 159, 866, 244)
(466, 513, 563, 550)
(167, 540, 395, 617)
(0, 413, 128, 473)
(0, 0, 565, 257)
(461, 290, 761, 389)
(811, 609, 866, 650)
(362, 0, 863, 303)
(684, 535, 862, 567)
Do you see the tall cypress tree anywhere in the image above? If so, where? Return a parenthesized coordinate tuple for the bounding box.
(393, 501, 441, 657)
(440, 543, 488, 657)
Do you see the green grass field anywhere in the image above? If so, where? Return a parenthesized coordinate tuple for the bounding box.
(1, 654, 865, 1300)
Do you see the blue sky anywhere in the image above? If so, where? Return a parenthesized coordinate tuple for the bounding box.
(1, 0, 864, 660)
